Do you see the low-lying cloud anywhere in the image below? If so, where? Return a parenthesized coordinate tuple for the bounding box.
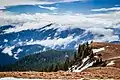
(39, 5, 57, 11)
(91, 7, 120, 12)
(0, 9, 120, 42)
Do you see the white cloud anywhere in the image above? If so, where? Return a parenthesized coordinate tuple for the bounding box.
(0, 6, 6, 10)
(87, 28, 113, 35)
(0, 11, 120, 43)
(115, 5, 119, 7)
(0, 0, 54, 7)
(60, 0, 81, 2)
(91, 7, 120, 12)
(0, 0, 83, 7)
(26, 36, 77, 49)
(39, 5, 57, 11)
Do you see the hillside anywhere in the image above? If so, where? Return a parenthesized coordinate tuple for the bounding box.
(1, 42, 120, 79)
(91, 42, 120, 68)
(0, 50, 75, 71)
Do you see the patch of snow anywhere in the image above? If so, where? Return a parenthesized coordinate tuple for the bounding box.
(4, 39, 8, 42)
(14, 54, 19, 59)
(106, 46, 109, 48)
(82, 56, 89, 63)
(0, 77, 85, 80)
(65, 54, 69, 58)
(107, 61, 115, 66)
(17, 48, 23, 53)
(29, 39, 34, 42)
(42, 48, 46, 52)
(88, 40, 92, 44)
(73, 56, 90, 72)
(68, 65, 77, 72)
(2, 46, 15, 56)
(18, 42, 23, 46)
(74, 61, 94, 72)
(78, 61, 94, 72)
(13, 48, 23, 59)
(94, 56, 99, 58)
(92, 47, 105, 53)
(72, 56, 94, 72)
(0, 45, 2, 49)
(0, 77, 42, 80)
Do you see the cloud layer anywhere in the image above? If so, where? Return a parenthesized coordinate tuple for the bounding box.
(0, 9, 120, 43)
(0, 0, 82, 6)
(0, 7, 120, 58)
(39, 5, 57, 11)
(91, 7, 120, 12)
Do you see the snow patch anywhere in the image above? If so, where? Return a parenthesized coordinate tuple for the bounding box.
(71, 56, 94, 72)
(106, 46, 109, 48)
(17, 48, 23, 53)
(14, 54, 19, 59)
(0, 45, 3, 49)
(74, 61, 94, 72)
(82, 56, 89, 63)
(2, 46, 15, 56)
(0, 77, 42, 80)
(107, 61, 115, 66)
(4, 39, 8, 42)
(92, 47, 105, 53)
(13, 48, 23, 59)
(0, 77, 85, 80)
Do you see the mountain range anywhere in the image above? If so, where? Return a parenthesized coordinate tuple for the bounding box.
(0, 23, 120, 65)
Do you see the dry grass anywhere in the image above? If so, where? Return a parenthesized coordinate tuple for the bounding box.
(91, 42, 120, 60)
(0, 67, 120, 79)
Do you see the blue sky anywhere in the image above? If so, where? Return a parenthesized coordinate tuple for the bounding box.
(0, 0, 120, 14)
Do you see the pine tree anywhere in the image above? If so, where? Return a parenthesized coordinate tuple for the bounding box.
(74, 53, 77, 61)
(53, 64, 58, 72)
(78, 44, 81, 54)
(63, 56, 70, 71)
(48, 64, 53, 72)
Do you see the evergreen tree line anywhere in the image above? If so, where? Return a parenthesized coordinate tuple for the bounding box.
(46, 41, 106, 72)
(42, 41, 94, 72)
